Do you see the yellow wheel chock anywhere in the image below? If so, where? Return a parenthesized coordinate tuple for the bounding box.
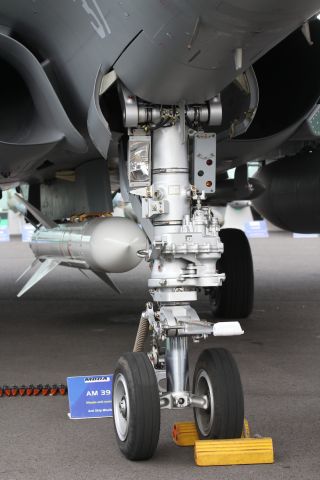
(172, 419, 274, 466)
(194, 437, 274, 466)
(172, 418, 251, 446)
(172, 421, 199, 447)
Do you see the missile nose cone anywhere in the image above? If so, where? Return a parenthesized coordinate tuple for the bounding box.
(89, 217, 147, 273)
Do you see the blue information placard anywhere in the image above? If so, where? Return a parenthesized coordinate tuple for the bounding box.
(67, 374, 113, 419)
(244, 220, 269, 238)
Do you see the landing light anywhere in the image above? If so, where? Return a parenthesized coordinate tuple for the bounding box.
(128, 136, 152, 188)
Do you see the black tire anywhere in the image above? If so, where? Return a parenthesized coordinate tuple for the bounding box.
(112, 352, 160, 461)
(210, 228, 254, 318)
(193, 348, 244, 439)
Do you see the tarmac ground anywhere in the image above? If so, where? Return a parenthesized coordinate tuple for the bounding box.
(0, 233, 319, 480)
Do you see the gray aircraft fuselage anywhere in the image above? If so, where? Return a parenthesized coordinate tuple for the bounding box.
(0, 0, 319, 187)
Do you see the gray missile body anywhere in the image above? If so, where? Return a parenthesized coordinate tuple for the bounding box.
(31, 217, 147, 273)
(17, 216, 148, 297)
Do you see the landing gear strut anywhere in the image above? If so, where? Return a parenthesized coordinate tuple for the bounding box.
(113, 92, 245, 460)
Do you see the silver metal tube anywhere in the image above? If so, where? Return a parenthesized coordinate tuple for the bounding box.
(149, 122, 194, 301)
(190, 395, 208, 410)
(165, 337, 189, 393)
(152, 122, 190, 232)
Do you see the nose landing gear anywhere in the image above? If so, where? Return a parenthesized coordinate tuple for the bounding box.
(114, 97, 246, 460)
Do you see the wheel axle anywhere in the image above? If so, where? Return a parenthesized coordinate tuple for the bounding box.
(159, 392, 209, 410)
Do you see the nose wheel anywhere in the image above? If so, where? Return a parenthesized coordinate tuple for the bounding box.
(113, 346, 244, 460)
(210, 228, 254, 319)
(193, 348, 244, 439)
(112, 352, 160, 460)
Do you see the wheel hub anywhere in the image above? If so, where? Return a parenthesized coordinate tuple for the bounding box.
(194, 369, 215, 437)
(119, 396, 127, 418)
(114, 373, 130, 442)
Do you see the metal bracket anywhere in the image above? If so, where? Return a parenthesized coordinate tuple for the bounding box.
(141, 197, 169, 219)
(160, 391, 208, 410)
(144, 303, 244, 340)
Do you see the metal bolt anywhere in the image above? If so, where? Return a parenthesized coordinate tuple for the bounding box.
(119, 397, 127, 418)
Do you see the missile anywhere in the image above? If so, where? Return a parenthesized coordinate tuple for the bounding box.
(14, 195, 148, 297)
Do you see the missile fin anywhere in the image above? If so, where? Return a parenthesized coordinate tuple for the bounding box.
(16, 258, 39, 283)
(17, 258, 61, 297)
(14, 194, 57, 229)
(92, 270, 121, 294)
(78, 269, 90, 279)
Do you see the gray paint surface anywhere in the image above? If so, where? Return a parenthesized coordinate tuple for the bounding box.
(0, 234, 319, 479)
(0, 1, 320, 184)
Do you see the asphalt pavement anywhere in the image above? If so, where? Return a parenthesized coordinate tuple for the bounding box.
(0, 233, 319, 480)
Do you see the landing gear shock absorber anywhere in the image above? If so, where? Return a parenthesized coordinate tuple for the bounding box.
(114, 93, 245, 460)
